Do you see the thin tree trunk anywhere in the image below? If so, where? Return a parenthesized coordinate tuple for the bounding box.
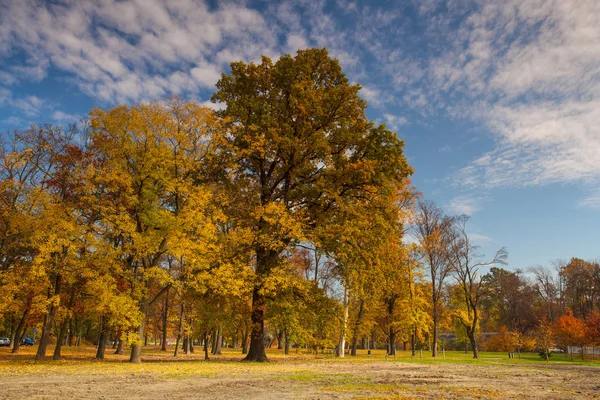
(36, 273, 62, 361)
(174, 303, 184, 357)
(211, 327, 218, 354)
(242, 326, 249, 355)
(277, 330, 284, 350)
(351, 299, 365, 356)
(53, 286, 76, 360)
(11, 305, 30, 354)
(337, 285, 349, 358)
(432, 289, 438, 358)
(160, 289, 169, 351)
(284, 328, 290, 355)
(203, 331, 209, 360)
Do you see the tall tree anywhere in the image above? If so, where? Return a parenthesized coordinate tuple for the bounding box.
(413, 200, 453, 358)
(212, 48, 412, 361)
(446, 215, 507, 359)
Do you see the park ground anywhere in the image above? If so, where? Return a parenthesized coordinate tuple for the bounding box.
(0, 347, 599, 399)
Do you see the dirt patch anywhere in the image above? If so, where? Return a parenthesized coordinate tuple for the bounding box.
(1, 348, 599, 399)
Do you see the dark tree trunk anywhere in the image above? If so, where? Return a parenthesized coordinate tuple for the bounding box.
(183, 337, 189, 354)
(11, 304, 30, 354)
(284, 328, 290, 355)
(212, 327, 222, 355)
(468, 330, 478, 359)
(67, 318, 74, 347)
(115, 339, 124, 355)
(411, 330, 416, 357)
(36, 273, 62, 361)
(95, 318, 107, 360)
(277, 330, 284, 350)
(243, 247, 276, 362)
(53, 286, 76, 360)
(243, 284, 268, 361)
(386, 296, 397, 356)
(203, 331, 210, 360)
(242, 326, 249, 355)
(351, 299, 365, 356)
(174, 303, 184, 357)
(388, 327, 396, 356)
(161, 289, 169, 352)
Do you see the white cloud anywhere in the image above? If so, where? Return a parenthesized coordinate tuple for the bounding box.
(383, 113, 408, 131)
(0, 0, 278, 104)
(446, 194, 484, 216)
(578, 188, 600, 210)
(13, 95, 45, 116)
(52, 111, 81, 124)
(440, 0, 600, 189)
(469, 232, 493, 244)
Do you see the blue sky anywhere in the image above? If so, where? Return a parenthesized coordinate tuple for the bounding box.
(1, 0, 599, 271)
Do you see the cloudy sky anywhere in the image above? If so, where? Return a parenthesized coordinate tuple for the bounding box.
(1, 0, 599, 270)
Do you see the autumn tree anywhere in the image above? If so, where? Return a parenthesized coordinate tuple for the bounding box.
(446, 215, 508, 359)
(86, 100, 221, 363)
(211, 48, 412, 361)
(552, 308, 587, 359)
(413, 200, 453, 358)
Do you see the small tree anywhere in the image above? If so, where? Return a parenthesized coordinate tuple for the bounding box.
(553, 308, 587, 359)
(536, 317, 555, 362)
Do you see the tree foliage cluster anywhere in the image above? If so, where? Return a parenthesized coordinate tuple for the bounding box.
(1, 48, 598, 363)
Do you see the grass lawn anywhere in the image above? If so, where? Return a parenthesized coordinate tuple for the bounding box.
(1, 346, 599, 399)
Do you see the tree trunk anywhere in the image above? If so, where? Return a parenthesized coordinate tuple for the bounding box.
(243, 282, 268, 361)
(212, 327, 222, 355)
(386, 295, 397, 356)
(53, 286, 76, 360)
(203, 331, 210, 360)
(277, 330, 284, 350)
(411, 330, 416, 357)
(242, 326, 249, 355)
(284, 328, 290, 355)
(388, 327, 396, 356)
(95, 318, 107, 360)
(115, 339, 124, 355)
(11, 305, 30, 354)
(161, 288, 169, 352)
(243, 246, 277, 362)
(174, 303, 184, 357)
(468, 330, 478, 359)
(337, 285, 349, 358)
(432, 290, 438, 358)
(36, 273, 62, 361)
(129, 314, 145, 363)
(351, 299, 365, 356)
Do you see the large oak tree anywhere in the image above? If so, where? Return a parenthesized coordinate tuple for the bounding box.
(212, 48, 412, 361)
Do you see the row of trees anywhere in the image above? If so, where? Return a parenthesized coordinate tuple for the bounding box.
(1, 48, 598, 363)
(0, 49, 417, 363)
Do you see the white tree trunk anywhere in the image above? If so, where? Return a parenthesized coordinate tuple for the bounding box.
(337, 285, 349, 358)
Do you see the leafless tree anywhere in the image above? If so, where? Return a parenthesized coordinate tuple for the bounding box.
(446, 215, 508, 359)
